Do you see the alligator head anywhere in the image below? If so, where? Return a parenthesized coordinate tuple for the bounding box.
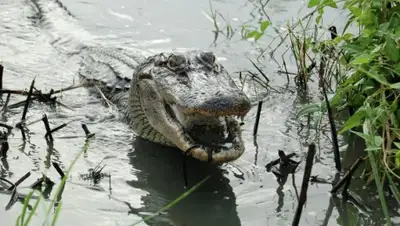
(128, 50, 251, 163)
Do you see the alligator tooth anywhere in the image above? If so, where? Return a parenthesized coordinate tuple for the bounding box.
(224, 116, 234, 143)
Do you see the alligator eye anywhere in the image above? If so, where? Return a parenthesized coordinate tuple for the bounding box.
(200, 52, 216, 65)
(167, 54, 186, 71)
(154, 53, 167, 66)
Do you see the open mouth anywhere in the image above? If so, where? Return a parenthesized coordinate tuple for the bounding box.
(165, 103, 245, 163)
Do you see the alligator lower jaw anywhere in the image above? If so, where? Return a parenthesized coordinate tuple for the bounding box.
(167, 104, 245, 163)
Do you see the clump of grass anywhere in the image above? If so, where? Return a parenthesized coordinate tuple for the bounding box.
(299, 2, 400, 224)
(13, 137, 94, 226)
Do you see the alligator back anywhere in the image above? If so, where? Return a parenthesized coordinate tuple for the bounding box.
(77, 45, 150, 111)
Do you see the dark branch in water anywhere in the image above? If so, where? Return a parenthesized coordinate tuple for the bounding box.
(248, 58, 270, 83)
(52, 161, 66, 206)
(292, 143, 316, 226)
(81, 124, 90, 136)
(108, 175, 112, 195)
(52, 162, 67, 205)
(265, 151, 297, 172)
(1, 93, 11, 112)
(52, 162, 65, 178)
(33, 87, 56, 105)
(182, 146, 199, 189)
(5, 189, 19, 211)
(42, 114, 54, 142)
(0, 83, 86, 97)
(253, 101, 263, 136)
(7, 99, 30, 110)
(182, 153, 188, 188)
(31, 175, 55, 199)
(0, 177, 14, 188)
(46, 122, 69, 138)
(15, 122, 26, 141)
(0, 122, 13, 131)
(80, 160, 108, 185)
(277, 70, 298, 76)
(0, 141, 9, 158)
(0, 79, 86, 112)
(0, 64, 3, 91)
(322, 83, 341, 172)
(81, 124, 95, 139)
(30, 175, 55, 190)
(21, 79, 35, 121)
(331, 157, 364, 194)
(274, 150, 300, 186)
(7, 172, 31, 191)
(310, 175, 332, 184)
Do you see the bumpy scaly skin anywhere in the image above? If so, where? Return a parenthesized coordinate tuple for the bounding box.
(79, 49, 251, 163)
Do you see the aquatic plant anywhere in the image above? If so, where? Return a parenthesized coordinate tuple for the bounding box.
(236, 0, 400, 224)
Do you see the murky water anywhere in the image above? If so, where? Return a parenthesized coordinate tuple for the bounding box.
(0, 0, 398, 225)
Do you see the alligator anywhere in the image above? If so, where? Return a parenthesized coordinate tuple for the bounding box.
(79, 49, 251, 163)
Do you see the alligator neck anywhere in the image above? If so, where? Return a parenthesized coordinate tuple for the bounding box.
(125, 83, 174, 147)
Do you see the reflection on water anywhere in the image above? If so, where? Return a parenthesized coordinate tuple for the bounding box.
(127, 137, 241, 226)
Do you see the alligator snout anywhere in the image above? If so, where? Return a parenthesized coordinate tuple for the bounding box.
(182, 92, 251, 117)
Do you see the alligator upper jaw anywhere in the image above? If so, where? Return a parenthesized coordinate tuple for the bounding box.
(167, 103, 246, 163)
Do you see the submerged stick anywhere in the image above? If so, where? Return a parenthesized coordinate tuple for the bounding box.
(292, 143, 316, 226)
(0, 64, 3, 91)
(331, 157, 364, 193)
(52, 162, 65, 178)
(1, 93, 11, 112)
(253, 101, 263, 136)
(248, 58, 270, 83)
(21, 79, 35, 121)
(265, 152, 297, 172)
(0, 122, 13, 131)
(46, 123, 68, 137)
(15, 122, 26, 141)
(182, 154, 189, 188)
(277, 70, 298, 76)
(182, 147, 196, 188)
(42, 114, 54, 141)
(30, 175, 55, 190)
(0, 83, 86, 97)
(81, 124, 95, 139)
(1, 141, 9, 158)
(81, 124, 90, 136)
(322, 85, 341, 172)
(7, 172, 31, 191)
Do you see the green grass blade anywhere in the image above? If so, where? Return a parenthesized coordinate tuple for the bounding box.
(51, 203, 62, 226)
(15, 216, 21, 226)
(131, 175, 210, 226)
(44, 138, 94, 223)
(368, 151, 392, 226)
(19, 190, 34, 226)
(23, 192, 42, 226)
(385, 170, 400, 205)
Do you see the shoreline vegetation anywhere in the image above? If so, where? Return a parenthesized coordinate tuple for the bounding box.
(226, 0, 399, 225)
(0, 0, 399, 225)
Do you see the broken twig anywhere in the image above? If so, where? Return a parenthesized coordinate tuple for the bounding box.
(292, 144, 316, 226)
(253, 101, 263, 136)
(331, 157, 364, 194)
